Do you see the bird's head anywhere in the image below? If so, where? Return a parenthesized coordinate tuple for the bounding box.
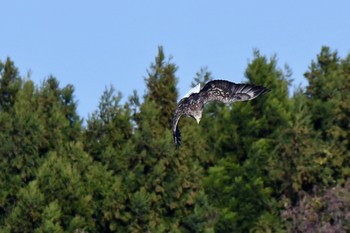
(191, 110, 202, 124)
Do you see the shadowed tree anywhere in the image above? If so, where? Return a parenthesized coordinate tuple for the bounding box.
(283, 179, 350, 233)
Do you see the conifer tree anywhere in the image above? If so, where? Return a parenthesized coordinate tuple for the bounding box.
(0, 61, 85, 230)
(0, 74, 43, 225)
(144, 46, 178, 128)
(2, 142, 116, 233)
(103, 48, 214, 232)
(37, 76, 82, 153)
(270, 90, 326, 202)
(204, 51, 290, 232)
(6, 45, 350, 232)
(2, 180, 45, 233)
(305, 47, 350, 184)
(0, 58, 21, 112)
(83, 86, 133, 172)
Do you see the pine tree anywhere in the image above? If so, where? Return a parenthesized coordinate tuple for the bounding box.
(2, 181, 45, 232)
(37, 76, 82, 154)
(204, 51, 290, 232)
(3, 142, 116, 233)
(269, 89, 326, 203)
(0, 76, 43, 225)
(305, 47, 350, 184)
(0, 58, 21, 112)
(103, 47, 215, 232)
(83, 86, 133, 172)
(144, 46, 178, 128)
(0, 61, 87, 231)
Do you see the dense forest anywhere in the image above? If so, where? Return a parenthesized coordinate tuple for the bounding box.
(1, 46, 350, 232)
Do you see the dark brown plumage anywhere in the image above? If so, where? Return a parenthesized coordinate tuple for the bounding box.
(172, 80, 270, 148)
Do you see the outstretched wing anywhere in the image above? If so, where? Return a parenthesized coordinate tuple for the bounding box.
(198, 80, 270, 105)
(172, 80, 270, 149)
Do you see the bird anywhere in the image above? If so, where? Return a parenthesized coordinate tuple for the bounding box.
(172, 80, 270, 148)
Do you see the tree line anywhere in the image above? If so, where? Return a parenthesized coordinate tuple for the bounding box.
(1, 46, 350, 232)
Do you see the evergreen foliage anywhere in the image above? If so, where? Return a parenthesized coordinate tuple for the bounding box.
(203, 51, 290, 232)
(1, 46, 350, 232)
(144, 46, 178, 129)
(0, 58, 21, 112)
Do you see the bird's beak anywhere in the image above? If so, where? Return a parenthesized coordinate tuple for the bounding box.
(196, 118, 200, 124)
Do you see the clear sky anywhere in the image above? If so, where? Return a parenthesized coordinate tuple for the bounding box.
(1, 1, 350, 120)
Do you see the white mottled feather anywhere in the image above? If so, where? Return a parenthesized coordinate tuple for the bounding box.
(182, 83, 201, 99)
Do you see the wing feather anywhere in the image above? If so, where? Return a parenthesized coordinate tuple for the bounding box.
(198, 80, 270, 105)
(172, 80, 270, 148)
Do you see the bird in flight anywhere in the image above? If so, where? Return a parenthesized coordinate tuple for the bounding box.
(172, 80, 270, 148)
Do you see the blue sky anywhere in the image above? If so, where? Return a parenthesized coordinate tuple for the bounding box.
(1, 1, 350, 120)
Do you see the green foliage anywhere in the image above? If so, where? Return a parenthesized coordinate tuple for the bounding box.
(3, 181, 45, 232)
(144, 46, 178, 128)
(102, 48, 214, 232)
(37, 201, 64, 233)
(0, 57, 21, 111)
(305, 47, 350, 184)
(2, 46, 350, 232)
(0, 80, 43, 222)
(205, 160, 272, 232)
(203, 51, 290, 231)
(37, 76, 82, 153)
(84, 86, 132, 172)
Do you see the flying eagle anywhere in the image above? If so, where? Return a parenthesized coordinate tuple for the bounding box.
(172, 80, 270, 148)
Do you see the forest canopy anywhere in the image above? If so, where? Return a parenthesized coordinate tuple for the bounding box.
(1, 46, 350, 232)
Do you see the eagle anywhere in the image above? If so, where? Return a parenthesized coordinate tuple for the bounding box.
(172, 80, 270, 148)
